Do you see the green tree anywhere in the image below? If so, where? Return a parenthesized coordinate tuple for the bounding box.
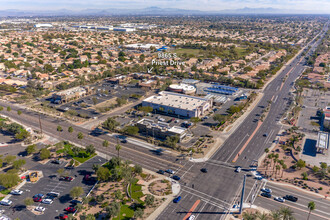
(92, 97, 98, 105)
(145, 194, 155, 207)
(12, 159, 26, 170)
(77, 132, 84, 140)
(296, 159, 306, 169)
(68, 126, 74, 133)
(0, 173, 20, 188)
(0, 106, 3, 111)
(24, 198, 34, 206)
(320, 162, 327, 170)
(106, 202, 121, 218)
(96, 167, 110, 182)
(307, 201, 315, 220)
(15, 129, 30, 140)
(17, 110, 22, 115)
(57, 168, 65, 176)
(70, 186, 84, 199)
(115, 144, 122, 163)
(4, 155, 16, 165)
(102, 140, 109, 147)
(301, 172, 308, 180)
(114, 189, 123, 200)
(264, 148, 269, 154)
(7, 106, 11, 112)
(102, 117, 119, 131)
(57, 125, 63, 132)
(190, 117, 201, 125)
(123, 126, 139, 135)
(134, 164, 142, 174)
(25, 144, 37, 155)
(279, 207, 295, 220)
(134, 207, 144, 219)
(86, 144, 95, 155)
(39, 148, 51, 160)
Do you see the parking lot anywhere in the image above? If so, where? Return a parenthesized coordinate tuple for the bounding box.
(2, 156, 107, 220)
(297, 89, 330, 133)
(47, 83, 146, 118)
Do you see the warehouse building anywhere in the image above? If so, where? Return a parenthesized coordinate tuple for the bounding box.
(142, 91, 212, 118)
(136, 118, 187, 142)
(204, 84, 238, 95)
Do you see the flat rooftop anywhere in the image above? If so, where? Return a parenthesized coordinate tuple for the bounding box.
(317, 132, 329, 150)
(143, 91, 209, 111)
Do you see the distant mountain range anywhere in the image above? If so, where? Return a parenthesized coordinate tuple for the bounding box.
(0, 7, 328, 17)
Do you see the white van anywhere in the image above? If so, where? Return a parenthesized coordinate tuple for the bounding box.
(0, 199, 12, 206)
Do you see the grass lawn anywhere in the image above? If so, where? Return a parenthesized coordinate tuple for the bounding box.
(130, 178, 144, 204)
(112, 205, 135, 220)
(174, 48, 201, 56)
(0, 196, 4, 201)
(56, 143, 96, 163)
(0, 189, 11, 195)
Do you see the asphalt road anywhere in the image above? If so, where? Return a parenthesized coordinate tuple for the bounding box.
(0, 22, 329, 220)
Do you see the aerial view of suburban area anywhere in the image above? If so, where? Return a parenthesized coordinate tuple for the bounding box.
(0, 0, 329, 220)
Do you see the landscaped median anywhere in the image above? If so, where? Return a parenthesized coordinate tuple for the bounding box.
(55, 141, 97, 164)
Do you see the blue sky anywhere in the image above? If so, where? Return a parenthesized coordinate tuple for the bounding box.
(1, 0, 329, 12)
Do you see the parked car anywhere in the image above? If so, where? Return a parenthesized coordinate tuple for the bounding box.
(255, 175, 263, 180)
(60, 176, 73, 182)
(0, 199, 12, 206)
(284, 195, 298, 202)
(47, 192, 60, 197)
(52, 159, 62, 164)
(42, 197, 54, 204)
(65, 207, 76, 213)
(35, 207, 45, 212)
(84, 175, 91, 181)
(165, 169, 175, 174)
(274, 197, 285, 203)
(261, 188, 272, 193)
(261, 192, 272, 198)
(121, 139, 127, 143)
(70, 200, 82, 205)
(235, 167, 241, 173)
(157, 170, 165, 175)
(263, 133, 268, 137)
(33, 194, 44, 199)
(173, 196, 181, 203)
(33, 197, 42, 202)
(59, 214, 68, 219)
(188, 215, 196, 220)
(172, 175, 180, 181)
(10, 190, 23, 195)
(201, 168, 208, 173)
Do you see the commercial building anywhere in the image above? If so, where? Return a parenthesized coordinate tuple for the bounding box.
(316, 131, 329, 153)
(323, 106, 330, 130)
(35, 23, 53, 28)
(168, 83, 196, 95)
(124, 44, 160, 50)
(52, 86, 93, 104)
(142, 91, 212, 118)
(136, 118, 187, 141)
(204, 84, 238, 95)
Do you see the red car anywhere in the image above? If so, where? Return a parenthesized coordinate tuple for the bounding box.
(33, 197, 42, 202)
(60, 176, 73, 182)
(65, 207, 76, 213)
(59, 214, 68, 219)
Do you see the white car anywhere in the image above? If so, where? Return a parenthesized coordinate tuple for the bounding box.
(261, 188, 272, 193)
(274, 197, 285, 203)
(0, 199, 12, 206)
(188, 215, 195, 220)
(42, 199, 53, 204)
(10, 190, 23, 195)
(235, 167, 241, 173)
(35, 206, 46, 212)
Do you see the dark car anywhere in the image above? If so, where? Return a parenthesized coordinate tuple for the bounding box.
(261, 192, 272, 198)
(65, 207, 76, 213)
(157, 170, 165, 175)
(84, 175, 91, 181)
(201, 168, 208, 173)
(173, 196, 181, 203)
(59, 214, 68, 219)
(121, 139, 127, 143)
(263, 133, 268, 137)
(284, 195, 298, 202)
(52, 159, 62, 164)
(172, 175, 180, 181)
(70, 200, 82, 205)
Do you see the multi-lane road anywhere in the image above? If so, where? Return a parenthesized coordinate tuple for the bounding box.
(0, 22, 329, 220)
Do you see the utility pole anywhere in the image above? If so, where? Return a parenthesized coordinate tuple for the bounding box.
(39, 113, 43, 135)
(239, 174, 246, 214)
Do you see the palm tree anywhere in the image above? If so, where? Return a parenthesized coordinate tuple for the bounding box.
(242, 212, 256, 220)
(276, 165, 281, 178)
(271, 210, 281, 220)
(115, 144, 122, 164)
(279, 207, 295, 220)
(281, 164, 287, 177)
(307, 201, 315, 220)
(256, 211, 270, 220)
